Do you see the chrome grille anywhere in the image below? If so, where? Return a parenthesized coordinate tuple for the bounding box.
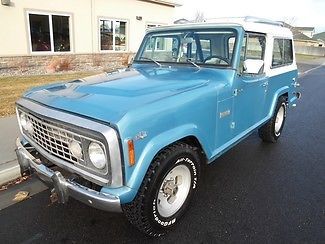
(23, 111, 84, 165)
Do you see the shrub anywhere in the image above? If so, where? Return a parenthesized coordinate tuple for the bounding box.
(46, 57, 73, 73)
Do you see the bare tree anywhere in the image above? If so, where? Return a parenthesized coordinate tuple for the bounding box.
(282, 17, 296, 29)
(194, 11, 205, 23)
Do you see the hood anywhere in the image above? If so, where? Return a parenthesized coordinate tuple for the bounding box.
(24, 66, 231, 124)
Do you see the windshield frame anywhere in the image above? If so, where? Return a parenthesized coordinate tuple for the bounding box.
(134, 27, 239, 69)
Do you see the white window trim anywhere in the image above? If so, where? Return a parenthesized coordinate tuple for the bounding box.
(265, 35, 297, 77)
(98, 18, 129, 53)
(26, 10, 73, 55)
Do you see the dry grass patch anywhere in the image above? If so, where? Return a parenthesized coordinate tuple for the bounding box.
(0, 71, 100, 117)
(295, 54, 321, 62)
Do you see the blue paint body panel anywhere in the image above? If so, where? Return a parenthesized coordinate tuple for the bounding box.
(22, 27, 299, 204)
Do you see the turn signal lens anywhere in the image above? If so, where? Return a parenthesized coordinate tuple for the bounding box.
(128, 139, 135, 166)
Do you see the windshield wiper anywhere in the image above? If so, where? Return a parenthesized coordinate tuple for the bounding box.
(186, 59, 201, 69)
(139, 57, 162, 67)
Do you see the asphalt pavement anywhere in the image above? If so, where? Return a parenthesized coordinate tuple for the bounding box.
(0, 63, 324, 243)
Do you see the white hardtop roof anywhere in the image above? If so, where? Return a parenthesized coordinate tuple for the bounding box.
(149, 17, 293, 38)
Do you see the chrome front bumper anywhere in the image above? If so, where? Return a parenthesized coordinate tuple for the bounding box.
(15, 138, 122, 212)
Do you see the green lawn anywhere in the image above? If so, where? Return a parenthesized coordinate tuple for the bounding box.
(295, 53, 321, 62)
(0, 72, 100, 117)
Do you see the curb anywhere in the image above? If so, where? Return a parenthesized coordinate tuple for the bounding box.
(0, 160, 21, 186)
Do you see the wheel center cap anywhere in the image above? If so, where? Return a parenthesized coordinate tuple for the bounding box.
(163, 179, 178, 197)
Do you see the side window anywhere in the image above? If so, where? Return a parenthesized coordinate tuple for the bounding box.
(240, 33, 265, 73)
(245, 34, 266, 60)
(272, 39, 283, 67)
(283, 39, 293, 64)
(228, 36, 236, 59)
(272, 38, 293, 68)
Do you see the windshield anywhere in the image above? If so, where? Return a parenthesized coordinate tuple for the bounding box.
(135, 28, 237, 67)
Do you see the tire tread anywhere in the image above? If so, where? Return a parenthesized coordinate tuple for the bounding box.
(258, 96, 287, 143)
(122, 142, 198, 237)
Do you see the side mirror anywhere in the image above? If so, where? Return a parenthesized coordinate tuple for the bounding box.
(243, 59, 264, 75)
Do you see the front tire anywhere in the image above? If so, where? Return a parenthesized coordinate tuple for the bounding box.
(258, 96, 287, 143)
(122, 142, 201, 237)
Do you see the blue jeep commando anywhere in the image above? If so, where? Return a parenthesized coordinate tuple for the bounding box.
(15, 17, 301, 236)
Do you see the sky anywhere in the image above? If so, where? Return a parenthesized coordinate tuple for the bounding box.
(174, 0, 325, 33)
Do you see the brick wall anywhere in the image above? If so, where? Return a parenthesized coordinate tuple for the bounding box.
(0, 53, 134, 76)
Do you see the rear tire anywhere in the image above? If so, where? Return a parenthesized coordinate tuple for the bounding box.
(258, 96, 287, 143)
(122, 142, 201, 237)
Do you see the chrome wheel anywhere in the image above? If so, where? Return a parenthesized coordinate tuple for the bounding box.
(275, 103, 285, 136)
(157, 164, 191, 218)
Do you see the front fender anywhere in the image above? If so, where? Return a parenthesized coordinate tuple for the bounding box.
(124, 124, 207, 202)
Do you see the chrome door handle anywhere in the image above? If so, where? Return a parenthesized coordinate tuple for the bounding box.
(233, 88, 243, 96)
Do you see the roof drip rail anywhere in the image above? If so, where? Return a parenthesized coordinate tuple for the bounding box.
(244, 16, 284, 27)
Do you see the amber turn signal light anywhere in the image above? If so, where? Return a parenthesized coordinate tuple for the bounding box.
(127, 139, 135, 166)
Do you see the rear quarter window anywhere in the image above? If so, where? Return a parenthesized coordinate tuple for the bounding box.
(272, 38, 293, 68)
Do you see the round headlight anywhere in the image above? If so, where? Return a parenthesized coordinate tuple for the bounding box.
(69, 140, 83, 159)
(88, 142, 106, 169)
(25, 120, 34, 135)
(20, 112, 28, 130)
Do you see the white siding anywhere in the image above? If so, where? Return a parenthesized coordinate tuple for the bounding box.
(0, 0, 176, 56)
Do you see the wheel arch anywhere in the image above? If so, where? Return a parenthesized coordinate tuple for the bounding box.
(269, 86, 289, 117)
(125, 125, 209, 202)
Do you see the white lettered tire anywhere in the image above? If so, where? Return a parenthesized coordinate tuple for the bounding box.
(258, 96, 287, 143)
(122, 142, 201, 237)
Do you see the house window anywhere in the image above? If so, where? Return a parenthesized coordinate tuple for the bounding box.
(28, 13, 71, 53)
(145, 36, 166, 51)
(100, 19, 127, 51)
(146, 23, 165, 51)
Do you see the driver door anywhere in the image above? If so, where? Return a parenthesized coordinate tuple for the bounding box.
(233, 33, 268, 134)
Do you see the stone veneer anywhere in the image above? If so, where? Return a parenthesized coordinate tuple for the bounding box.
(0, 53, 134, 76)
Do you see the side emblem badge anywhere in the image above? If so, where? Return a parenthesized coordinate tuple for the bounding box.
(220, 110, 231, 118)
(134, 131, 148, 141)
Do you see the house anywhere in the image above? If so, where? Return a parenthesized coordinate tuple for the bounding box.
(312, 32, 325, 47)
(282, 23, 320, 48)
(292, 30, 320, 48)
(294, 27, 315, 38)
(0, 0, 181, 74)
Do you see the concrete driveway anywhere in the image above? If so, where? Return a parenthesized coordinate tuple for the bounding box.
(0, 116, 20, 185)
